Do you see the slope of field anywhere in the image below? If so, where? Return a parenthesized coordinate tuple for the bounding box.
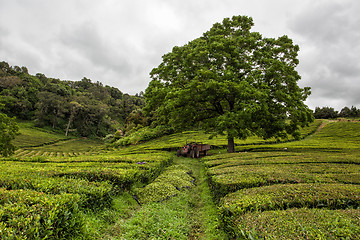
(202, 120, 360, 239)
(12, 121, 103, 158)
(13, 121, 70, 148)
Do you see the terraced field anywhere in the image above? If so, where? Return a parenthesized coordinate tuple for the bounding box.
(12, 122, 103, 158)
(202, 120, 360, 239)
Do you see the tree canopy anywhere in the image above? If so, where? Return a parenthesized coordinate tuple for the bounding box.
(144, 15, 313, 152)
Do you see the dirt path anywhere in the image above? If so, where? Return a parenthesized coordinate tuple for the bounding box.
(315, 120, 329, 133)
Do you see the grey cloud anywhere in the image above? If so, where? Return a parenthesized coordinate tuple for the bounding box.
(58, 22, 131, 72)
(1, 0, 360, 106)
(290, 0, 360, 110)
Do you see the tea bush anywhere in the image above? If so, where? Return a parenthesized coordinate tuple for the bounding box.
(220, 183, 360, 216)
(207, 162, 360, 199)
(134, 164, 195, 204)
(112, 125, 174, 147)
(0, 147, 173, 239)
(0, 174, 113, 210)
(0, 188, 84, 239)
(232, 208, 360, 239)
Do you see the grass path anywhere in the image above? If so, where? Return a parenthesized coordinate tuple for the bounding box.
(175, 156, 226, 239)
(91, 155, 227, 240)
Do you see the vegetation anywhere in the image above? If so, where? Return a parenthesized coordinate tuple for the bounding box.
(110, 124, 174, 147)
(314, 106, 360, 119)
(233, 209, 360, 239)
(0, 188, 84, 239)
(0, 100, 19, 157)
(0, 123, 174, 239)
(201, 120, 360, 239)
(145, 15, 313, 153)
(0, 61, 144, 137)
(104, 156, 226, 239)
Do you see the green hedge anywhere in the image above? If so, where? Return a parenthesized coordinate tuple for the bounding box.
(219, 183, 360, 238)
(0, 188, 84, 239)
(207, 163, 360, 200)
(134, 164, 195, 204)
(231, 208, 360, 239)
(220, 183, 360, 216)
(202, 151, 360, 169)
(112, 125, 174, 147)
(0, 173, 113, 210)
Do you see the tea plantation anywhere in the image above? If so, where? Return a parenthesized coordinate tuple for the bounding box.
(202, 120, 360, 239)
(0, 120, 359, 239)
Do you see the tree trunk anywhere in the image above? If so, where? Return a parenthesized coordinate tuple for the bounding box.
(228, 137, 235, 153)
(65, 113, 74, 136)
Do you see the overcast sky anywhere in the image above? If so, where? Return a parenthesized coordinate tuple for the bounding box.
(1, 0, 359, 110)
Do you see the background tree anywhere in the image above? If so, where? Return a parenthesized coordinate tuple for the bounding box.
(339, 106, 360, 118)
(0, 100, 19, 156)
(145, 15, 313, 152)
(35, 91, 67, 128)
(313, 107, 338, 119)
(339, 107, 351, 118)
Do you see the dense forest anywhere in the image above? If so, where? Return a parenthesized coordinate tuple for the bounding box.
(0, 61, 145, 137)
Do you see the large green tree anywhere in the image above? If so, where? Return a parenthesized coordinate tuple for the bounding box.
(145, 16, 313, 152)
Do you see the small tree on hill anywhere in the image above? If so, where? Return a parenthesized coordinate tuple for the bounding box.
(144, 16, 313, 153)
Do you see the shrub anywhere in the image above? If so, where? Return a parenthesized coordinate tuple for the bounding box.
(0, 188, 84, 239)
(134, 182, 179, 204)
(0, 174, 114, 210)
(220, 183, 360, 216)
(207, 163, 360, 200)
(232, 208, 360, 239)
(112, 125, 174, 147)
(134, 164, 195, 204)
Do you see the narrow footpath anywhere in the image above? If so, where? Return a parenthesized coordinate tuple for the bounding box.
(102, 155, 227, 240)
(174, 156, 227, 239)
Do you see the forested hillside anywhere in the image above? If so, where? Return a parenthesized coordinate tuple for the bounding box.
(0, 61, 144, 137)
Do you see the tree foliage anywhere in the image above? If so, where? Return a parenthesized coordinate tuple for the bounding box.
(313, 107, 338, 119)
(314, 106, 360, 119)
(145, 16, 313, 152)
(339, 106, 360, 118)
(0, 61, 145, 137)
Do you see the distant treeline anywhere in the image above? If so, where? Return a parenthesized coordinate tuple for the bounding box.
(0, 61, 145, 137)
(313, 106, 360, 119)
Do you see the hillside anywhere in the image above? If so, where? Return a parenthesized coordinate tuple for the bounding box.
(1, 119, 359, 239)
(0, 61, 144, 137)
